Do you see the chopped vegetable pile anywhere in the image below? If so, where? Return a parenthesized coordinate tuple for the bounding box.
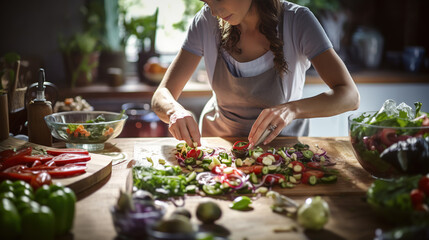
(132, 141, 338, 199)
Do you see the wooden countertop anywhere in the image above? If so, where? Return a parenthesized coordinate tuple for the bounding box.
(59, 70, 429, 100)
(71, 136, 394, 240)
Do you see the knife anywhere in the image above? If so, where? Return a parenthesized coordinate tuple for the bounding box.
(250, 128, 272, 148)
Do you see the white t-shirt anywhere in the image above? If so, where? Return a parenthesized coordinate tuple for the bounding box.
(182, 1, 332, 102)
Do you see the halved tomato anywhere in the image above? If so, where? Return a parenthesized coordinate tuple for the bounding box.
(302, 170, 324, 184)
(46, 148, 89, 156)
(237, 165, 263, 175)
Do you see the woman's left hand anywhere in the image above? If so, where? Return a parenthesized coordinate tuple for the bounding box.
(248, 103, 296, 147)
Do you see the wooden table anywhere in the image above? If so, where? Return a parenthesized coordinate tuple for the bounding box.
(72, 137, 393, 240)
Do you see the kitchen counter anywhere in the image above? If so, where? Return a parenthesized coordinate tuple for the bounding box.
(71, 136, 393, 240)
(59, 70, 429, 100)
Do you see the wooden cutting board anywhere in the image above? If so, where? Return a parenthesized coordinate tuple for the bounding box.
(0, 137, 112, 196)
(132, 137, 375, 196)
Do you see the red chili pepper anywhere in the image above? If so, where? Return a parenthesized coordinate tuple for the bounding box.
(46, 164, 87, 178)
(256, 153, 279, 163)
(46, 148, 89, 156)
(232, 141, 250, 150)
(52, 153, 91, 166)
(0, 147, 33, 171)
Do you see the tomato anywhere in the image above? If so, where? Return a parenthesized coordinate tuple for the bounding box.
(289, 161, 305, 172)
(47, 164, 87, 178)
(379, 128, 398, 147)
(256, 153, 279, 163)
(306, 162, 321, 169)
(410, 189, 425, 207)
(237, 165, 263, 175)
(52, 153, 91, 166)
(265, 174, 286, 185)
(46, 148, 89, 156)
(30, 172, 52, 190)
(418, 176, 429, 195)
(302, 170, 324, 184)
(211, 164, 227, 174)
(186, 149, 201, 160)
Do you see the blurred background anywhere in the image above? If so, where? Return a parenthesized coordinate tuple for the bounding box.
(1, 0, 428, 138)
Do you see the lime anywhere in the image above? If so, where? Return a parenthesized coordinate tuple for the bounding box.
(196, 201, 222, 224)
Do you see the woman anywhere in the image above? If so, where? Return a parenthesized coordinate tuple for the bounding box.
(151, 0, 359, 148)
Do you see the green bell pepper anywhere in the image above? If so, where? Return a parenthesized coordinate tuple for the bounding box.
(45, 186, 76, 236)
(0, 198, 21, 240)
(21, 201, 55, 240)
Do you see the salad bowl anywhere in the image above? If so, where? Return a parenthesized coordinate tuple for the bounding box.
(348, 100, 429, 179)
(44, 111, 127, 151)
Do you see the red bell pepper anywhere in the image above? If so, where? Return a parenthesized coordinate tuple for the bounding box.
(52, 153, 91, 166)
(46, 148, 89, 156)
(232, 141, 250, 150)
(0, 147, 33, 171)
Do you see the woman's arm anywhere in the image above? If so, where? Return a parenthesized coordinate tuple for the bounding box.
(249, 48, 360, 146)
(151, 48, 202, 146)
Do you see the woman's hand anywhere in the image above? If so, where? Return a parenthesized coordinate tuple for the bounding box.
(248, 103, 297, 148)
(168, 110, 201, 147)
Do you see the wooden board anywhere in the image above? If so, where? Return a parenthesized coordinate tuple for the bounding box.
(0, 137, 112, 195)
(132, 137, 374, 196)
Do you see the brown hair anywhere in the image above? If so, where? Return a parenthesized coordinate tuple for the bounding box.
(219, 0, 287, 75)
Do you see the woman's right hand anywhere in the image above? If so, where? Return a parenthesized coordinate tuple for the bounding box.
(168, 110, 201, 147)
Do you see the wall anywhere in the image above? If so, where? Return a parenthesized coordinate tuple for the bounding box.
(0, 0, 85, 87)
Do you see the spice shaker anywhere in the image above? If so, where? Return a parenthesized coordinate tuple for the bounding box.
(27, 68, 52, 146)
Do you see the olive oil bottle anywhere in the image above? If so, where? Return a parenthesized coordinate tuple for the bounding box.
(27, 68, 52, 146)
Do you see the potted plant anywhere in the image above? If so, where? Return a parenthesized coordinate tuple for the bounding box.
(60, 33, 99, 88)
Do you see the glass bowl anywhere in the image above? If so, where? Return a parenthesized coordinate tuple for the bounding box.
(348, 111, 429, 179)
(110, 200, 166, 238)
(44, 111, 128, 151)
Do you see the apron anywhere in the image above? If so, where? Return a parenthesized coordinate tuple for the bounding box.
(199, 11, 309, 137)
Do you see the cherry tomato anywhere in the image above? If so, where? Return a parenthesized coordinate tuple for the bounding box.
(211, 164, 227, 174)
(306, 162, 321, 169)
(418, 176, 429, 195)
(379, 128, 398, 147)
(30, 172, 52, 190)
(302, 170, 324, 184)
(410, 189, 425, 207)
(52, 153, 91, 166)
(256, 153, 279, 163)
(265, 174, 286, 185)
(237, 165, 263, 175)
(186, 149, 201, 160)
(46, 148, 89, 156)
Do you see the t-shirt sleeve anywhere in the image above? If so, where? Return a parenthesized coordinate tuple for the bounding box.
(293, 8, 333, 60)
(182, 5, 213, 57)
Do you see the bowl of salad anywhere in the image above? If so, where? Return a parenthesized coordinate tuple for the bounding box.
(44, 111, 128, 151)
(348, 100, 429, 179)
